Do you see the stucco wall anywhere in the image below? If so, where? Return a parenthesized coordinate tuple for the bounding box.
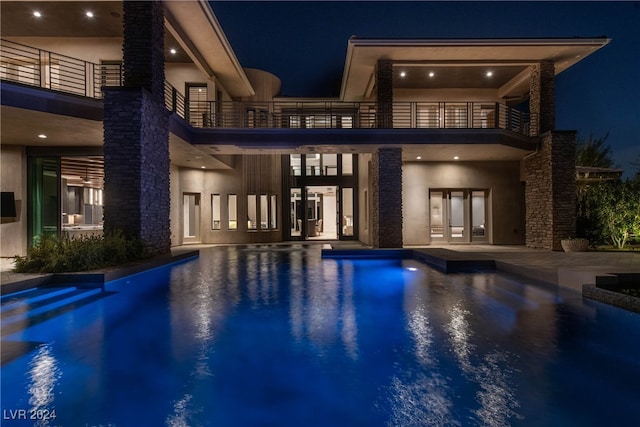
(403, 161, 525, 246)
(0, 145, 27, 257)
(4, 37, 122, 63)
(172, 155, 283, 246)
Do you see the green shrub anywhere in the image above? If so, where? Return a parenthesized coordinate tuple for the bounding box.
(13, 231, 149, 273)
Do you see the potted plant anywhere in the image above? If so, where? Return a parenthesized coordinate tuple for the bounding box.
(560, 237, 589, 252)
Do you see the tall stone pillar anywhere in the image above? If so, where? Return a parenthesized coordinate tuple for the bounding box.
(523, 131, 576, 250)
(529, 60, 555, 137)
(370, 148, 403, 248)
(375, 59, 393, 128)
(103, 0, 170, 255)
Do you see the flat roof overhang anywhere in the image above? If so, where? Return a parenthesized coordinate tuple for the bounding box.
(341, 37, 611, 101)
(185, 127, 537, 161)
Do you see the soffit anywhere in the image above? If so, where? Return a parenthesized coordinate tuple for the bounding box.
(341, 38, 610, 100)
(0, 1, 253, 93)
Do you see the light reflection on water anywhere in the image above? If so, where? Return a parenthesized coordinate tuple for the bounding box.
(2, 245, 640, 426)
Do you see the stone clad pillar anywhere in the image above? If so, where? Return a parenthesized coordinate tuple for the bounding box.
(529, 60, 555, 137)
(523, 131, 576, 250)
(103, 0, 170, 255)
(375, 59, 393, 128)
(370, 148, 403, 248)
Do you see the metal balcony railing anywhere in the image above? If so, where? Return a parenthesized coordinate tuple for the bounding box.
(190, 101, 531, 135)
(0, 39, 123, 98)
(1, 39, 531, 136)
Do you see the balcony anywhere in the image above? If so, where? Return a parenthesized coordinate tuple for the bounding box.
(181, 100, 530, 136)
(1, 39, 531, 137)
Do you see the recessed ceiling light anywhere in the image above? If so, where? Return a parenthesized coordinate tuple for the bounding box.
(416, 156, 422, 160)
(170, 48, 177, 55)
(453, 156, 460, 160)
(485, 71, 493, 77)
(428, 72, 435, 78)
(37, 134, 47, 139)
(33, 11, 42, 18)
(399, 71, 407, 78)
(85, 11, 94, 18)
(200, 166, 206, 169)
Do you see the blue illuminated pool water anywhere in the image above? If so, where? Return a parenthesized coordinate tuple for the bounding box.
(2, 245, 640, 426)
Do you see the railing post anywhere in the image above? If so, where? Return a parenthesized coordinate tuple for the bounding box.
(497, 102, 502, 129)
(171, 87, 177, 113)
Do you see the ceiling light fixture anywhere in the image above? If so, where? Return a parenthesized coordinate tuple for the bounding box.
(428, 72, 435, 78)
(170, 48, 177, 55)
(485, 71, 493, 77)
(454, 156, 460, 160)
(37, 134, 47, 139)
(200, 166, 206, 169)
(416, 156, 422, 160)
(33, 11, 42, 18)
(400, 71, 407, 78)
(85, 11, 94, 18)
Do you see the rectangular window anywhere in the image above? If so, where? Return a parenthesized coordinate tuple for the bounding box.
(270, 194, 277, 229)
(187, 84, 208, 127)
(260, 194, 269, 229)
(342, 187, 354, 237)
(247, 194, 257, 230)
(183, 193, 200, 239)
(341, 154, 353, 175)
(211, 194, 221, 230)
(228, 194, 237, 230)
(290, 154, 302, 176)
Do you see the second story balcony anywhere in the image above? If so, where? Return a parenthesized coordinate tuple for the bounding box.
(181, 100, 531, 136)
(1, 39, 532, 137)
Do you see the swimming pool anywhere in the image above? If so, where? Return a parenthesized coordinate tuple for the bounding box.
(2, 245, 640, 426)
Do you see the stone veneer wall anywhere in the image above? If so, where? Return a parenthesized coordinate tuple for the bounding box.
(529, 60, 555, 137)
(376, 59, 393, 129)
(103, 0, 170, 255)
(370, 148, 403, 248)
(523, 131, 576, 250)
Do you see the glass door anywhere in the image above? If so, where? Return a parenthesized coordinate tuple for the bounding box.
(28, 157, 60, 245)
(183, 193, 201, 243)
(448, 191, 467, 242)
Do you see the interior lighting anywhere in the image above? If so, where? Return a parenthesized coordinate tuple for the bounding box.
(33, 11, 42, 18)
(170, 48, 177, 55)
(37, 134, 47, 139)
(85, 11, 94, 18)
(399, 71, 407, 78)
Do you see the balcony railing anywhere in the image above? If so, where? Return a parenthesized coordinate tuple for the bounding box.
(186, 101, 531, 135)
(0, 39, 122, 98)
(1, 39, 531, 136)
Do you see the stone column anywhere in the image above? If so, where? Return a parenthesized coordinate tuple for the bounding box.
(529, 60, 555, 137)
(376, 59, 393, 128)
(523, 131, 576, 250)
(370, 148, 403, 248)
(103, 0, 170, 255)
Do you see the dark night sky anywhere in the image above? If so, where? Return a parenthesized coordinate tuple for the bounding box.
(212, 1, 640, 174)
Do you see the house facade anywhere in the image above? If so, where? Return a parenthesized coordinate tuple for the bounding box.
(0, 0, 610, 257)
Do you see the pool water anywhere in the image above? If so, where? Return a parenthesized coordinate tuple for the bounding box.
(2, 245, 640, 426)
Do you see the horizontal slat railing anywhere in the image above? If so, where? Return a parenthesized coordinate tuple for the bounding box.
(199, 101, 531, 136)
(1, 39, 531, 136)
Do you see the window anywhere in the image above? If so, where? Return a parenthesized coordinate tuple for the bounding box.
(187, 84, 208, 127)
(260, 194, 269, 229)
(211, 194, 221, 230)
(183, 193, 200, 239)
(228, 194, 237, 230)
(247, 194, 257, 230)
(290, 154, 302, 176)
(270, 195, 277, 229)
(342, 187, 354, 237)
(341, 154, 353, 175)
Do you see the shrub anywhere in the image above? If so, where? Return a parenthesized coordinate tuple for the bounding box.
(13, 231, 149, 273)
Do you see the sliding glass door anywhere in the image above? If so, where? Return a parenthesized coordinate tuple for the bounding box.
(430, 189, 489, 243)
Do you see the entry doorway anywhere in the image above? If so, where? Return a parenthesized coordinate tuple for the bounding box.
(429, 189, 489, 243)
(290, 186, 338, 240)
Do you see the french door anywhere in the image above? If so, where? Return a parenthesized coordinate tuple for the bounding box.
(429, 189, 488, 243)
